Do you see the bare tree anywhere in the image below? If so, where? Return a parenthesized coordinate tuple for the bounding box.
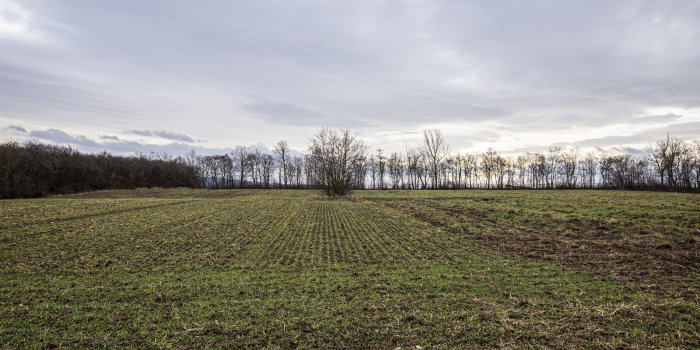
(481, 148, 498, 188)
(231, 146, 251, 188)
(560, 148, 579, 188)
(463, 153, 478, 189)
(376, 149, 386, 189)
(260, 154, 275, 188)
(251, 149, 262, 187)
(649, 134, 689, 188)
(422, 129, 448, 188)
(350, 153, 369, 189)
(273, 140, 290, 187)
(493, 153, 508, 189)
(369, 155, 377, 189)
(405, 147, 422, 189)
(388, 152, 404, 189)
(218, 154, 234, 188)
(546, 146, 561, 188)
(307, 128, 367, 196)
(291, 156, 305, 188)
(694, 141, 700, 190)
(579, 152, 597, 189)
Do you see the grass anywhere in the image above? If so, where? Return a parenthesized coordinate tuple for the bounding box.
(1, 189, 698, 348)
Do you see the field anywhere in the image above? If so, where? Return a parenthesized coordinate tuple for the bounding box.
(1, 189, 698, 349)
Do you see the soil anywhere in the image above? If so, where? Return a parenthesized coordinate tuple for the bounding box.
(370, 198, 700, 303)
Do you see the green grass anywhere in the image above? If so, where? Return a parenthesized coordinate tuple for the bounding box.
(1, 189, 698, 348)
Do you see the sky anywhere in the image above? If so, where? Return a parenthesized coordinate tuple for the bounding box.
(1, 0, 699, 156)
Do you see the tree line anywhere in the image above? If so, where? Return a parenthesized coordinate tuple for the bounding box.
(2, 129, 698, 198)
(0, 141, 198, 198)
(189, 130, 700, 195)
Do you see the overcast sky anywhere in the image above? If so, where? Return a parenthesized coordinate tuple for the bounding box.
(1, 0, 699, 156)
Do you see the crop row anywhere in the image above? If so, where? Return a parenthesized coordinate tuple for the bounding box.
(2, 191, 493, 274)
(234, 199, 483, 266)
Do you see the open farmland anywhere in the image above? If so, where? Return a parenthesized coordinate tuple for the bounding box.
(1, 189, 698, 348)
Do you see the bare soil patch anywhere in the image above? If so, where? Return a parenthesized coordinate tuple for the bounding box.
(370, 197, 700, 303)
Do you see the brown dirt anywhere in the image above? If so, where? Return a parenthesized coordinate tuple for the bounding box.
(370, 198, 700, 303)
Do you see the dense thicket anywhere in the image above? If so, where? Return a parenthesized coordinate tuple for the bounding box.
(0, 142, 198, 198)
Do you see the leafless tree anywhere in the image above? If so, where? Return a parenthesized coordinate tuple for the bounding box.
(273, 140, 290, 187)
(579, 152, 597, 189)
(649, 134, 690, 188)
(231, 146, 251, 188)
(546, 146, 561, 188)
(350, 153, 369, 189)
(251, 149, 262, 187)
(560, 148, 579, 188)
(463, 153, 478, 189)
(369, 155, 377, 189)
(388, 152, 404, 189)
(260, 153, 275, 188)
(422, 129, 448, 188)
(481, 148, 498, 189)
(291, 156, 305, 188)
(307, 127, 367, 196)
(376, 149, 386, 189)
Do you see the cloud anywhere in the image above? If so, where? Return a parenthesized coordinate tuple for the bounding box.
(632, 114, 683, 124)
(128, 130, 153, 136)
(1, 1, 699, 154)
(152, 130, 194, 143)
(242, 96, 333, 127)
(13, 126, 296, 157)
(27, 127, 208, 154)
(617, 147, 648, 156)
(5, 125, 27, 133)
(381, 131, 421, 136)
(126, 129, 194, 142)
(0, 1, 45, 42)
(568, 122, 700, 149)
(29, 128, 101, 148)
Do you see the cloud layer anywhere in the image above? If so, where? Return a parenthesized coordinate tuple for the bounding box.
(1, 0, 699, 155)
